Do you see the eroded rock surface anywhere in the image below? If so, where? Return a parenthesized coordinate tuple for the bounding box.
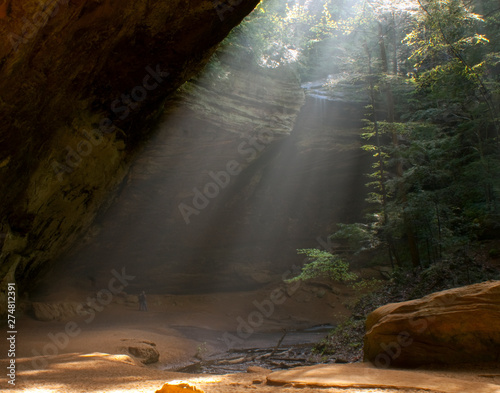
(126, 340, 160, 365)
(0, 0, 259, 314)
(364, 280, 500, 367)
(267, 363, 500, 393)
(38, 65, 371, 294)
(32, 301, 83, 321)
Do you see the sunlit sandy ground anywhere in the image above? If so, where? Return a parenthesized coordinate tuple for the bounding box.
(3, 287, 500, 393)
(3, 352, 500, 393)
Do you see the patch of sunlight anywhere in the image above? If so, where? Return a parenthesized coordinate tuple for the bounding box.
(168, 377, 223, 384)
(79, 352, 135, 364)
(20, 368, 52, 376)
(0, 156, 10, 168)
(102, 390, 149, 393)
(51, 361, 92, 369)
(167, 376, 223, 385)
(259, 46, 301, 68)
(79, 352, 110, 357)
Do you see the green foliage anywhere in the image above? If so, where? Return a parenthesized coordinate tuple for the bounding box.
(220, 0, 344, 70)
(207, 0, 500, 362)
(316, 256, 499, 360)
(287, 249, 357, 283)
(317, 0, 500, 269)
(331, 223, 380, 253)
(195, 342, 209, 360)
(313, 317, 365, 361)
(207, 0, 500, 271)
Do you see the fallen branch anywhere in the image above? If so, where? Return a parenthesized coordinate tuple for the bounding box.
(270, 329, 288, 357)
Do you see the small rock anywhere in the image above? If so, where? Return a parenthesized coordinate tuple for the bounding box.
(127, 341, 159, 364)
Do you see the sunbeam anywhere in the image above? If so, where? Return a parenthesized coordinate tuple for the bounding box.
(32, 7, 369, 298)
(27, 0, 370, 349)
(6, 0, 499, 390)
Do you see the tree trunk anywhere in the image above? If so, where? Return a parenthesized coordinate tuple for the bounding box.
(364, 40, 397, 269)
(391, 12, 398, 76)
(378, 23, 421, 268)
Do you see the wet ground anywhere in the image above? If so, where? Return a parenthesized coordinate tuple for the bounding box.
(168, 324, 339, 374)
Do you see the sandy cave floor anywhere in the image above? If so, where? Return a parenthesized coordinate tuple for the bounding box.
(1, 283, 500, 392)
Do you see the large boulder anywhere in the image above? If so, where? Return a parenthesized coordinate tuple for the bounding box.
(364, 280, 500, 367)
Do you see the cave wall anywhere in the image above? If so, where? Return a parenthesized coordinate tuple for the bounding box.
(0, 0, 260, 313)
(37, 63, 307, 295)
(33, 63, 371, 297)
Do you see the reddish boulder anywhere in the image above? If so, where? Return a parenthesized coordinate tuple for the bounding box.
(364, 280, 500, 367)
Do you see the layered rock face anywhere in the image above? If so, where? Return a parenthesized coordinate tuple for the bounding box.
(35, 65, 370, 295)
(364, 280, 500, 367)
(0, 0, 259, 312)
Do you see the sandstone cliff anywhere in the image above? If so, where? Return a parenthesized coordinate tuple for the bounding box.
(0, 0, 259, 313)
(34, 63, 372, 295)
